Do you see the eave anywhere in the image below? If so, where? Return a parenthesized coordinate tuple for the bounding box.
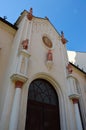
(0, 17, 18, 30)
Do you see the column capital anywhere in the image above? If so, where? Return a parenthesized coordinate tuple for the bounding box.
(72, 98, 79, 104)
(19, 48, 31, 57)
(11, 73, 28, 83)
(15, 80, 24, 88)
(69, 93, 80, 104)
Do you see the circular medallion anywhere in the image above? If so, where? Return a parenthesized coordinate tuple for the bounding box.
(42, 36, 53, 48)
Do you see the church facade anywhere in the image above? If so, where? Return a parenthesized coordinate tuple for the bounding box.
(0, 9, 86, 130)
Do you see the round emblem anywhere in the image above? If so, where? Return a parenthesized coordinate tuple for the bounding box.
(42, 36, 53, 48)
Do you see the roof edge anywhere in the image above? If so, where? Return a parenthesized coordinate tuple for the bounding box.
(70, 62, 86, 75)
(14, 10, 65, 39)
(68, 50, 86, 53)
(0, 17, 18, 30)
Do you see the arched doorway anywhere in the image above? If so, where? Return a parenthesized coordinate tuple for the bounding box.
(25, 79, 60, 130)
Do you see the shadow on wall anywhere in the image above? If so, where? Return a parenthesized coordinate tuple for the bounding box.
(67, 51, 86, 72)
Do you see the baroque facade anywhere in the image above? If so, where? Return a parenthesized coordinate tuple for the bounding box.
(0, 9, 86, 130)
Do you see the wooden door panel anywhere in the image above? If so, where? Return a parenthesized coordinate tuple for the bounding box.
(25, 100, 43, 130)
(25, 100, 60, 130)
(25, 79, 60, 130)
(44, 104, 60, 130)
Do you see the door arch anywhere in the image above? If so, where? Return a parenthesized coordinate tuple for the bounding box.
(25, 79, 60, 130)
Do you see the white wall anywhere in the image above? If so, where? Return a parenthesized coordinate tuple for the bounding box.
(67, 51, 86, 72)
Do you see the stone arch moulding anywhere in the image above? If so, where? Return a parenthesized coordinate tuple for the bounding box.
(23, 72, 68, 130)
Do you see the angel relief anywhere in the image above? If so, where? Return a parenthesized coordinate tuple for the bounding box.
(27, 8, 33, 20)
(66, 63, 73, 74)
(47, 50, 53, 61)
(22, 39, 29, 50)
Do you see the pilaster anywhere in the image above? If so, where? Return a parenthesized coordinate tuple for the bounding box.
(69, 94, 83, 130)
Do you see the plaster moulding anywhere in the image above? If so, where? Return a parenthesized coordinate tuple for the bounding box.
(69, 93, 80, 100)
(10, 73, 28, 83)
(46, 60, 53, 70)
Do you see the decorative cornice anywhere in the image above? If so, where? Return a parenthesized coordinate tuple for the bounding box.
(19, 48, 31, 57)
(69, 93, 80, 100)
(10, 73, 28, 83)
(67, 73, 73, 78)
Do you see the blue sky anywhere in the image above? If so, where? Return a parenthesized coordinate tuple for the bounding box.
(0, 0, 86, 52)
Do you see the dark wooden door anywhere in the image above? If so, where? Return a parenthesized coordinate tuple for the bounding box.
(25, 79, 60, 130)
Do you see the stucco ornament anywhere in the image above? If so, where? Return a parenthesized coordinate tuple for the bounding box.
(22, 39, 29, 50)
(47, 50, 53, 61)
(61, 31, 67, 44)
(27, 8, 33, 20)
(66, 63, 73, 74)
(42, 36, 53, 48)
(46, 50, 53, 70)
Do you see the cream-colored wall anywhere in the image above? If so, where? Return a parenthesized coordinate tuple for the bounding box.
(0, 15, 70, 130)
(0, 16, 30, 130)
(0, 21, 16, 121)
(0, 21, 16, 85)
(27, 18, 68, 88)
(18, 18, 70, 130)
(0, 12, 86, 130)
